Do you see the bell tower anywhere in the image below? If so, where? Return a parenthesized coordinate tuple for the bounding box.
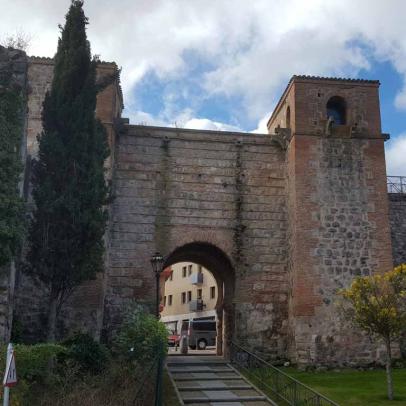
(269, 76, 393, 365)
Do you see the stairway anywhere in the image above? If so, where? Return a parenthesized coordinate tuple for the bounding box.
(166, 355, 276, 406)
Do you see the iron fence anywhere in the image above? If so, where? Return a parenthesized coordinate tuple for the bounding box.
(387, 176, 406, 194)
(133, 350, 164, 406)
(230, 342, 340, 406)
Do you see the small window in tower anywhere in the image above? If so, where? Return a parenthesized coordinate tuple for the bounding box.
(286, 106, 291, 129)
(326, 96, 346, 125)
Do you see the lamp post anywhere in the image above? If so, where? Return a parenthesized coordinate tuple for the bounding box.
(150, 252, 165, 406)
(150, 251, 164, 318)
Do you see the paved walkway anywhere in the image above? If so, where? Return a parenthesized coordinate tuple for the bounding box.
(166, 355, 276, 405)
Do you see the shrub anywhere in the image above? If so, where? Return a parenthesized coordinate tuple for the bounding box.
(61, 333, 109, 374)
(115, 304, 167, 363)
(5, 343, 66, 383)
(0, 343, 66, 405)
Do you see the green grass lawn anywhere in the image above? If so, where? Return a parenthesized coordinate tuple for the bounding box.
(277, 367, 406, 406)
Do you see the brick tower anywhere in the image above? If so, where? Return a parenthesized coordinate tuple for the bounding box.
(268, 76, 393, 365)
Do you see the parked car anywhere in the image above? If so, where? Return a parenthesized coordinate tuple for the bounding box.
(167, 331, 180, 347)
(181, 320, 216, 350)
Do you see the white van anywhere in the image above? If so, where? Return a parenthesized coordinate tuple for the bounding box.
(181, 320, 217, 350)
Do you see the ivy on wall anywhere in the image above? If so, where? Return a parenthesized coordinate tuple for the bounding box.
(0, 52, 26, 267)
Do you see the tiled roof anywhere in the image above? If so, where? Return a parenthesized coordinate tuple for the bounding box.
(268, 74, 380, 126)
(291, 75, 379, 84)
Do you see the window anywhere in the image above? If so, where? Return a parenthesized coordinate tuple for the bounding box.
(181, 292, 186, 304)
(188, 264, 193, 275)
(326, 96, 346, 125)
(188, 291, 192, 302)
(286, 106, 291, 129)
(169, 271, 173, 281)
(198, 265, 202, 273)
(197, 289, 202, 299)
(182, 266, 187, 278)
(163, 296, 166, 306)
(210, 286, 215, 299)
(168, 295, 172, 306)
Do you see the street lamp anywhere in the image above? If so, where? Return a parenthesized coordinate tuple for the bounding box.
(150, 251, 164, 318)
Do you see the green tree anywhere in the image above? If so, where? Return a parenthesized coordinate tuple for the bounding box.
(339, 265, 406, 400)
(0, 47, 26, 267)
(27, 0, 109, 341)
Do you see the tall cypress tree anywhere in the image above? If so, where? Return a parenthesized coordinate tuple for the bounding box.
(27, 0, 109, 341)
(0, 48, 26, 267)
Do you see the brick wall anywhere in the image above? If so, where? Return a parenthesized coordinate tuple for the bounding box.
(284, 77, 393, 366)
(104, 126, 289, 358)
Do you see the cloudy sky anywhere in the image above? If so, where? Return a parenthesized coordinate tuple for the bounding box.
(1, 0, 405, 175)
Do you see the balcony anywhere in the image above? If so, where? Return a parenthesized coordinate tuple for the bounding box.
(189, 299, 204, 312)
(190, 272, 203, 285)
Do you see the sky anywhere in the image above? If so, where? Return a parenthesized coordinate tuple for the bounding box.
(1, 0, 405, 175)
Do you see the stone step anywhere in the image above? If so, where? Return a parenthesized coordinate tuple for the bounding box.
(169, 368, 233, 373)
(167, 356, 274, 405)
(182, 395, 267, 403)
(178, 385, 253, 391)
(166, 362, 228, 368)
(173, 376, 242, 381)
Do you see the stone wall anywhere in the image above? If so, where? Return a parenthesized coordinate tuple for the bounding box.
(279, 77, 394, 366)
(104, 125, 289, 358)
(389, 194, 406, 266)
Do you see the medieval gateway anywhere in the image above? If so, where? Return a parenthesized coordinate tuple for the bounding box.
(1, 47, 406, 366)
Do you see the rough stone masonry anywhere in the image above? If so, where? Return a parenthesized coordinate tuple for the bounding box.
(1, 50, 403, 366)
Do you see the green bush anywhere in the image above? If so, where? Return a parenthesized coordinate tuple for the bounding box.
(115, 304, 168, 363)
(0, 343, 66, 405)
(3, 343, 66, 383)
(62, 333, 109, 374)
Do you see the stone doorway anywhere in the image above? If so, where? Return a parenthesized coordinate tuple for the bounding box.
(163, 242, 235, 356)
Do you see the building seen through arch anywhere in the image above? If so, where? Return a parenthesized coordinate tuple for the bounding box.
(160, 262, 218, 338)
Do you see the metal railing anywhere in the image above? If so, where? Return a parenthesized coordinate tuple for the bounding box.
(387, 176, 406, 194)
(230, 342, 340, 406)
(133, 349, 164, 406)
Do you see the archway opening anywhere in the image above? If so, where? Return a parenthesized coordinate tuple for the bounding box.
(326, 96, 346, 125)
(159, 242, 235, 356)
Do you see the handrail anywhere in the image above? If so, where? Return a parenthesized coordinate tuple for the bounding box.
(230, 341, 340, 406)
(133, 349, 164, 406)
(387, 176, 406, 194)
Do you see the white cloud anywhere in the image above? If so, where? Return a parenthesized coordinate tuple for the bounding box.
(183, 118, 241, 132)
(2, 0, 406, 126)
(126, 108, 242, 133)
(251, 112, 272, 134)
(385, 134, 406, 176)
